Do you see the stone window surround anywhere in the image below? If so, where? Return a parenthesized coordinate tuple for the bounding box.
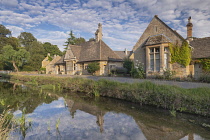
(145, 43, 171, 74)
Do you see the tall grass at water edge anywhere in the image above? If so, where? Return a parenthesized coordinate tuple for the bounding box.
(10, 75, 210, 117)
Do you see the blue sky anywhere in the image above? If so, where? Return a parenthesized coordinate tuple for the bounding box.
(1, 0, 210, 51)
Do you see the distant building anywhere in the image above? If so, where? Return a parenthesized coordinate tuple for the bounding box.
(43, 23, 132, 75)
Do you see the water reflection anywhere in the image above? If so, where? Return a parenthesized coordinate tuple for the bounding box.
(0, 82, 210, 140)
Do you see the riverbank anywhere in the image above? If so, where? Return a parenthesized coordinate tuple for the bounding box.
(9, 74, 210, 117)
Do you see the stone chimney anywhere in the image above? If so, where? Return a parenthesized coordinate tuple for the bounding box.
(95, 23, 103, 42)
(125, 48, 127, 56)
(186, 16, 193, 41)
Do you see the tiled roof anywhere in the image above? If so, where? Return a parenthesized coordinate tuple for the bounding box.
(114, 51, 133, 59)
(190, 37, 210, 59)
(63, 40, 122, 63)
(145, 34, 171, 46)
(54, 56, 65, 65)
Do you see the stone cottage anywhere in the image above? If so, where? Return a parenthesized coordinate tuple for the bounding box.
(44, 23, 131, 75)
(133, 15, 210, 78)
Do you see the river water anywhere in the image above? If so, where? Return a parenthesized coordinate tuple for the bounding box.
(0, 80, 210, 140)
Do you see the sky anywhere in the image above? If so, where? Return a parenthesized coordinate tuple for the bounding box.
(0, 0, 210, 51)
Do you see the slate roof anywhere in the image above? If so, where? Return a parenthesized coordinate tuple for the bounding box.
(54, 56, 65, 65)
(114, 51, 133, 59)
(190, 37, 210, 59)
(145, 34, 171, 46)
(59, 40, 122, 63)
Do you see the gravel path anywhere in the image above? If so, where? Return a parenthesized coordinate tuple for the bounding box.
(22, 74, 210, 89)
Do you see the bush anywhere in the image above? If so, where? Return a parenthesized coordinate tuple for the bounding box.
(199, 73, 210, 83)
(131, 61, 145, 78)
(123, 58, 133, 74)
(87, 62, 100, 75)
(21, 65, 34, 71)
(163, 69, 176, 80)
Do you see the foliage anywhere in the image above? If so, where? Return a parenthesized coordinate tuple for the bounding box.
(0, 45, 30, 72)
(48, 56, 53, 61)
(200, 59, 210, 72)
(169, 41, 191, 67)
(21, 65, 35, 71)
(18, 32, 37, 51)
(163, 69, 176, 80)
(25, 41, 45, 70)
(87, 62, 100, 75)
(0, 110, 14, 140)
(11, 75, 210, 117)
(0, 24, 11, 37)
(199, 72, 210, 83)
(64, 30, 86, 48)
(43, 42, 62, 56)
(123, 58, 133, 74)
(130, 61, 145, 78)
(89, 38, 95, 41)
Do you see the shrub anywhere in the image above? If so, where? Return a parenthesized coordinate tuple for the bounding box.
(163, 69, 176, 80)
(87, 62, 100, 75)
(123, 58, 133, 74)
(131, 61, 145, 78)
(21, 65, 34, 71)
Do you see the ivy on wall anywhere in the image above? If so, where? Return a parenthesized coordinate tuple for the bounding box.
(200, 59, 210, 72)
(169, 41, 191, 67)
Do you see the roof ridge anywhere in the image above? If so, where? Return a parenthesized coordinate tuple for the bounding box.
(154, 15, 185, 40)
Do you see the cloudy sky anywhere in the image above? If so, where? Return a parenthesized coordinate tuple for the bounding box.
(1, 0, 210, 51)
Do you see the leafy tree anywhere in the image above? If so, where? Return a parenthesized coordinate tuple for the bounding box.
(0, 24, 11, 37)
(0, 45, 30, 72)
(18, 32, 37, 51)
(87, 62, 100, 75)
(43, 42, 62, 56)
(89, 38, 95, 41)
(123, 58, 133, 74)
(64, 30, 86, 48)
(74, 37, 86, 45)
(24, 41, 45, 70)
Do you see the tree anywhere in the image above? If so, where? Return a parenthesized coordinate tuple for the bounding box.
(89, 38, 95, 41)
(0, 24, 11, 37)
(64, 30, 86, 48)
(43, 42, 62, 56)
(0, 45, 30, 72)
(24, 41, 45, 70)
(87, 62, 100, 75)
(64, 30, 76, 46)
(123, 58, 133, 74)
(18, 32, 37, 51)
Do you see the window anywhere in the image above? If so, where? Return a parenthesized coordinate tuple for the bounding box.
(164, 47, 169, 69)
(149, 47, 160, 71)
(73, 63, 76, 70)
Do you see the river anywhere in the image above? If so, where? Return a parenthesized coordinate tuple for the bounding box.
(0, 80, 210, 140)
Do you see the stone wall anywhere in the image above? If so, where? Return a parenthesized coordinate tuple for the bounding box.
(133, 16, 183, 72)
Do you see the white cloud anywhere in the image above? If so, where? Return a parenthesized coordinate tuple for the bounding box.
(1, 0, 210, 51)
(0, 0, 18, 7)
(5, 25, 24, 37)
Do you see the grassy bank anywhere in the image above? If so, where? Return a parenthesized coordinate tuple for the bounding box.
(10, 74, 210, 117)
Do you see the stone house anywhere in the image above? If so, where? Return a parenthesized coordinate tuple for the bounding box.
(44, 23, 131, 75)
(42, 54, 61, 74)
(133, 15, 210, 78)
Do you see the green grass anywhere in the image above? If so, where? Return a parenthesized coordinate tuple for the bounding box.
(10, 74, 210, 117)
